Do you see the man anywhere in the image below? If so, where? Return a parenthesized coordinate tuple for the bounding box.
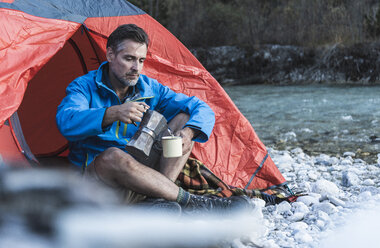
(56, 24, 250, 212)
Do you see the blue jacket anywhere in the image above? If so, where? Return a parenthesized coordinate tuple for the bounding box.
(56, 62, 215, 167)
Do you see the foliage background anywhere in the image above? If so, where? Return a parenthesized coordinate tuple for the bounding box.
(128, 0, 380, 49)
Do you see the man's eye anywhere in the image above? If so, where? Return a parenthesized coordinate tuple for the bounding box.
(139, 59, 145, 63)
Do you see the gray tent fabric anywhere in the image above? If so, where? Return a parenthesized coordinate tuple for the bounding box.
(0, 0, 144, 23)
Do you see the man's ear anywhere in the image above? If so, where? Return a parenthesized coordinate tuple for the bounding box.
(106, 47, 114, 62)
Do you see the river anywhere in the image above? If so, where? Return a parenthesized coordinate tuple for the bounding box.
(224, 84, 380, 163)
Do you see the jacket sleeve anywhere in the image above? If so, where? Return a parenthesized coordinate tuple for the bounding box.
(153, 82, 215, 143)
(56, 79, 107, 141)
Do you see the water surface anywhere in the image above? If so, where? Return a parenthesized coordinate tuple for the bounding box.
(224, 84, 380, 163)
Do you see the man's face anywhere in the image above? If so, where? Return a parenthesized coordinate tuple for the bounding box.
(107, 39, 147, 87)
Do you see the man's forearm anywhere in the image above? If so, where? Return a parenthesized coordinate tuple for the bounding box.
(102, 105, 119, 129)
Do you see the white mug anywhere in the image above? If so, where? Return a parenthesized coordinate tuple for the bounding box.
(161, 136, 182, 158)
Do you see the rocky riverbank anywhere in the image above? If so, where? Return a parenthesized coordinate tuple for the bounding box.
(1, 148, 379, 247)
(191, 43, 380, 85)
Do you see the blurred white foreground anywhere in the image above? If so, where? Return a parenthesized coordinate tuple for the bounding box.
(56, 201, 266, 248)
(321, 202, 380, 248)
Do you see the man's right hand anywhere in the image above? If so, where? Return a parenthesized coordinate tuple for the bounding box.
(102, 101, 150, 129)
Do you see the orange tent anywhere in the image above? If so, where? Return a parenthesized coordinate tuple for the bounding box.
(0, 0, 286, 190)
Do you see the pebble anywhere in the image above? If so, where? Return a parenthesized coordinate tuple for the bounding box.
(315, 154, 331, 163)
(297, 195, 319, 206)
(292, 202, 309, 214)
(342, 171, 360, 187)
(343, 152, 356, 157)
(252, 198, 266, 208)
(276, 201, 292, 214)
(360, 186, 380, 196)
(327, 196, 346, 207)
(291, 147, 304, 155)
(322, 172, 332, 180)
(363, 179, 375, 186)
(354, 158, 365, 164)
(313, 202, 338, 215)
(315, 220, 325, 229)
(282, 131, 297, 142)
(329, 157, 340, 165)
(274, 152, 294, 171)
(340, 158, 353, 166)
(358, 191, 372, 201)
(294, 230, 313, 243)
(308, 193, 322, 199)
(367, 165, 380, 171)
(288, 212, 305, 222)
(316, 210, 331, 223)
(312, 179, 340, 197)
(277, 238, 295, 248)
(273, 151, 294, 163)
(307, 171, 319, 180)
(289, 221, 308, 231)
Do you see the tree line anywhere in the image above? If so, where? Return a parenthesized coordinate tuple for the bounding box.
(128, 0, 380, 49)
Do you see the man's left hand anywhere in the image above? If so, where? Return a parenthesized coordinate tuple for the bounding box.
(175, 127, 196, 155)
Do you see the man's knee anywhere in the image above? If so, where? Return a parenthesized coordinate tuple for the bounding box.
(97, 147, 123, 162)
(168, 113, 190, 132)
(96, 147, 135, 171)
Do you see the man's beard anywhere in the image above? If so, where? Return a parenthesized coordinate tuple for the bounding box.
(116, 74, 138, 87)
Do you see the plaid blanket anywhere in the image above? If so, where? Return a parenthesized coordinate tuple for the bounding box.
(175, 158, 299, 205)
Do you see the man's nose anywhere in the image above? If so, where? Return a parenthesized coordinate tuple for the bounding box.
(131, 61, 138, 70)
(131, 60, 143, 71)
